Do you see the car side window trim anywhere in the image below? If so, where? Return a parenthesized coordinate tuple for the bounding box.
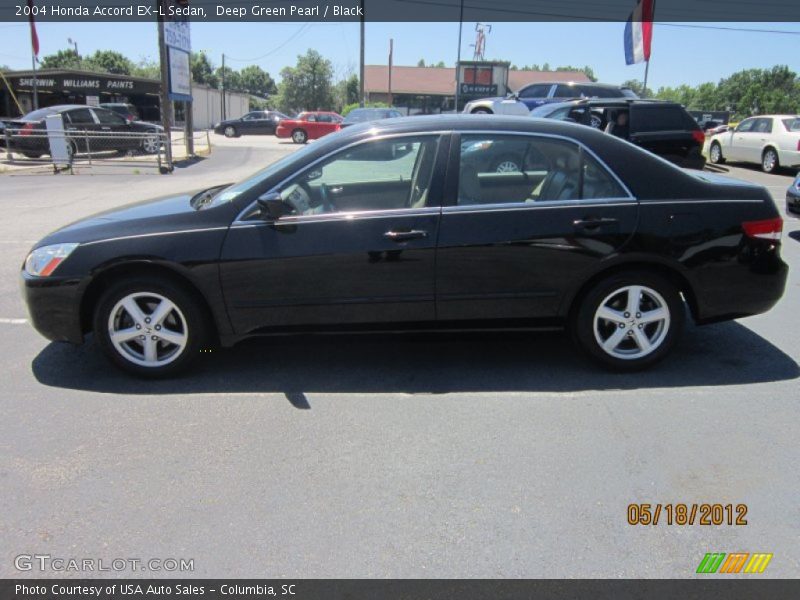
(446, 130, 636, 208)
(233, 131, 452, 224)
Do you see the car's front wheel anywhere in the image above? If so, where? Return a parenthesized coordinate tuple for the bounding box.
(93, 277, 210, 377)
(471, 107, 492, 114)
(141, 133, 161, 154)
(224, 126, 237, 138)
(572, 271, 684, 370)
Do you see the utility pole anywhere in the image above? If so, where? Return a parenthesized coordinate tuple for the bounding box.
(359, 0, 365, 107)
(157, 2, 173, 171)
(454, 0, 464, 113)
(387, 38, 393, 107)
(221, 53, 226, 120)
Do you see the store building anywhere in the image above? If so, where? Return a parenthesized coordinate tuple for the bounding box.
(0, 68, 249, 129)
(364, 62, 592, 114)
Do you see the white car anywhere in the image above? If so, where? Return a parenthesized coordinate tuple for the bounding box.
(708, 114, 800, 173)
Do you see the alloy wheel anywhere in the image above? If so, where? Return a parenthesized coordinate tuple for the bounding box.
(593, 285, 670, 360)
(292, 130, 307, 143)
(710, 144, 721, 163)
(107, 292, 188, 368)
(763, 149, 777, 173)
(495, 160, 521, 173)
(142, 135, 160, 154)
(224, 126, 236, 138)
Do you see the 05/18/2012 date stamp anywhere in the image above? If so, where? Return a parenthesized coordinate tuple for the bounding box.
(627, 503, 748, 526)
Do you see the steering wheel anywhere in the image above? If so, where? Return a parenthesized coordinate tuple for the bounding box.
(319, 182, 337, 212)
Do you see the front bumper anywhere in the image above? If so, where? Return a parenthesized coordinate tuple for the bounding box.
(20, 272, 85, 344)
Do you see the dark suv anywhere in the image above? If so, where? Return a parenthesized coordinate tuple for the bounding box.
(531, 99, 707, 170)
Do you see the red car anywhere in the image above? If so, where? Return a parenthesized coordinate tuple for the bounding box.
(275, 111, 343, 144)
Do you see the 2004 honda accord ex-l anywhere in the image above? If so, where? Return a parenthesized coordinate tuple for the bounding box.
(21, 116, 788, 377)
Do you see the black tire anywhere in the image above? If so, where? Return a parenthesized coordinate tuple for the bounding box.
(291, 129, 308, 144)
(762, 147, 779, 173)
(223, 125, 238, 138)
(140, 134, 161, 155)
(709, 142, 724, 164)
(471, 107, 492, 114)
(571, 270, 685, 371)
(22, 151, 43, 159)
(93, 276, 210, 378)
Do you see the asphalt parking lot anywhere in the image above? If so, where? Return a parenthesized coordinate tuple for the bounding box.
(0, 133, 798, 578)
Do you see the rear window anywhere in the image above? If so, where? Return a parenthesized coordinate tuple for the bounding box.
(631, 106, 696, 132)
(782, 118, 800, 131)
(581, 86, 624, 99)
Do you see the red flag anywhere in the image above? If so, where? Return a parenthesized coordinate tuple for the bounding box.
(27, 0, 39, 56)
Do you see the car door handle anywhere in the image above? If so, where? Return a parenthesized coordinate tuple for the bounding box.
(329, 186, 344, 194)
(384, 229, 428, 241)
(573, 217, 618, 230)
(101, 127, 111, 130)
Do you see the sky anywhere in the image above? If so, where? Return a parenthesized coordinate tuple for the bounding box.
(1, 21, 799, 91)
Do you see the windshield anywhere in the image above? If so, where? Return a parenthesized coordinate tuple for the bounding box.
(211, 139, 332, 206)
(782, 118, 800, 131)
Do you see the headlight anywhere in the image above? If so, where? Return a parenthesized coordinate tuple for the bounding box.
(24, 243, 79, 277)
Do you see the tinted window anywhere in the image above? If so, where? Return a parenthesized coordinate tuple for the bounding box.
(458, 134, 625, 205)
(554, 85, 582, 98)
(317, 114, 334, 123)
(278, 135, 440, 215)
(631, 106, 694, 132)
(736, 119, 755, 133)
(781, 118, 800, 131)
(753, 118, 773, 133)
(583, 86, 623, 98)
(66, 109, 95, 124)
(93, 108, 127, 125)
(519, 84, 551, 99)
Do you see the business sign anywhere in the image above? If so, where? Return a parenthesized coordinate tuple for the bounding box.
(168, 46, 192, 101)
(461, 83, 498, 97)
(86, 95, 100, 106)
(163, 1, 192, 101)
(12, 74, 158, 95)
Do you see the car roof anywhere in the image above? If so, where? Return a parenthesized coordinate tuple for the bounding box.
(522, 81, 627, 89)
(741, 114, 800, 119)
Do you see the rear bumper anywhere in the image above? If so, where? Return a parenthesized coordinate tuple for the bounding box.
(778, 149, 800, 168)
(20, 272, 85, 344)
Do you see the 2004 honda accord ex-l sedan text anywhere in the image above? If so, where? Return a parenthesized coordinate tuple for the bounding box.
(21, 116, 788, 377)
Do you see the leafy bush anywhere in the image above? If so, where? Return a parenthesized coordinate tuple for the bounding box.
(341, 101, 389, 117)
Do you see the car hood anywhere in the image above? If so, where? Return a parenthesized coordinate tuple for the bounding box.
(36, 187, 235, 247)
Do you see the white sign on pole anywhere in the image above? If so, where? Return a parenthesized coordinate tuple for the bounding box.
(164, 21, 191, 53)
(86, 95, 100, 107)
(168, 47, 192, 99)
(46, 114, 70, 166)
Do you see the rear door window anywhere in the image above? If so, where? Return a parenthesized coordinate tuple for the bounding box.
(554, 85, 582, 98)
(65, 109, 96, 125)
(519, 84, 551, 99)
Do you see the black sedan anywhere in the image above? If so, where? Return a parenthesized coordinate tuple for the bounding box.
(213, 111, 289, 138)
(787, 172, 800, 216)
(21, 116, 787, 377)
(4, 105, 164, 158)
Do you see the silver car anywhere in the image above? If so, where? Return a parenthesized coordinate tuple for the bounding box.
(708, 115, 800, 173)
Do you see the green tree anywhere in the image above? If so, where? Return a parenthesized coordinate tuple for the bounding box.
(132, 58, 160, 79)
(40, 49, 83, 70)
(190, 52, 218, 87)
(84, 50, 134, 75)
(334, 74, 359, 111)
(276, 49, 335, 112)
(555, 65, 596, 82)
(417, 59, 426, 67)
(238, 65, 277, 97)
(621, 79, 653, 98)
(216, 65, 242, 91)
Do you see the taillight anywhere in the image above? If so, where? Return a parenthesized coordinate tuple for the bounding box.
(796, 139, 800, 151)
(692, 129, 705, 144)
(20, 122, 34, 136)
(742, 217, 783, 241)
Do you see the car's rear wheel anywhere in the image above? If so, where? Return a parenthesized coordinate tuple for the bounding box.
(22, 151, 42, 159)
(709, 142, 724, 164)
(471, 107, 492, 114)
(292, 129, 308, 144)
(572, 271, 684, 370)
(762, 148, 779, 173)
(93, 277, 209, 377)
(224, 126, 237, 138)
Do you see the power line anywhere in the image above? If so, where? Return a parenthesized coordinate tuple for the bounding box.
(224, 23, 312, 62)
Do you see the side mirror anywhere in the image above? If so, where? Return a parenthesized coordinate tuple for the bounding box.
(257, 192, 293, 220)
